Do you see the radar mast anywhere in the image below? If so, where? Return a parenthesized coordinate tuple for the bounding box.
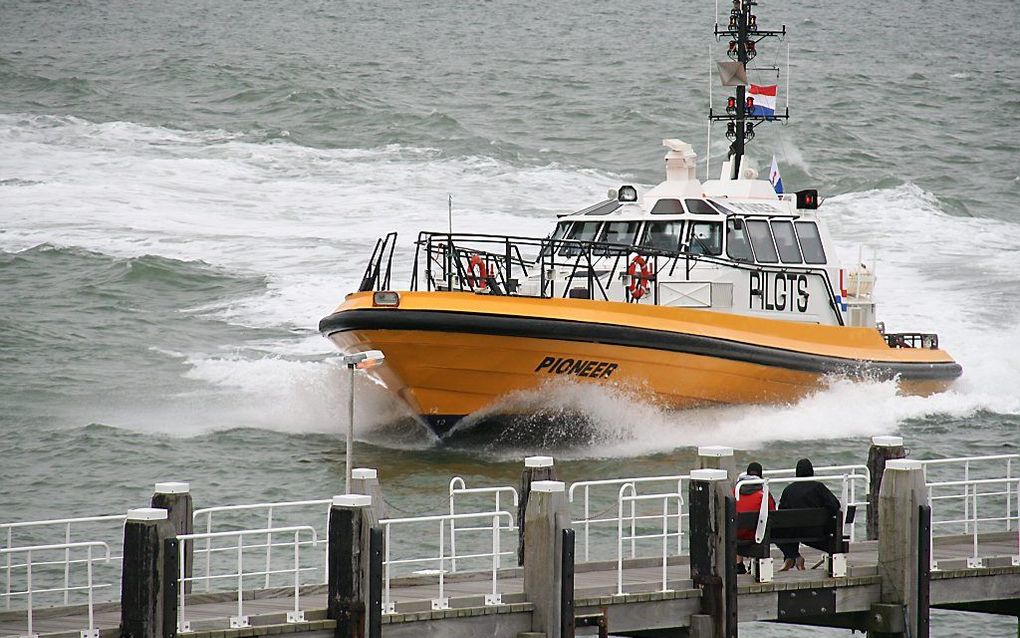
(710, 0, 788, 179)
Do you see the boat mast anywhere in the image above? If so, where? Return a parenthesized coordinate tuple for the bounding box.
(710, 0, 787, 180)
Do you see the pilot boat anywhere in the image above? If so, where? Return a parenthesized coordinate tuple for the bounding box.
(319, 2, 962, 436)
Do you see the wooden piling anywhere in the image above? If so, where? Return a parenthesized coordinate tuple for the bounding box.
(151, 482, 192, 594)
(119, 507, 177, 638)
(328, 494, 378, 638)
(688, 468, 736, 638)
(867, 435, 907, 540)
(351, 468, 388, 519)
(871, 459, 927, 638)
(523, 479, 570, 638)
(518, 456, 558, 566)
(697, 446, 737, 488)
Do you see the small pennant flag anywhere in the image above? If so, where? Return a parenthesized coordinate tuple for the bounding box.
(769, 155, 783, 194)
(748, 84, 777, 117)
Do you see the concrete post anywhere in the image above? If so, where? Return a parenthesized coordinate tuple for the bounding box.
(523, 480, 569, 638)
(697, 446, 737, 489)
(870, 459, 927, 638)
(328, 494, 378, 638)
(688, 468, 734, 638)
(351, 468, 387, 520)
(151, 482, 192, 594)
(120, 508, 177, 638)
(518, 456, 557, 566)
(867, 436, 907, 540)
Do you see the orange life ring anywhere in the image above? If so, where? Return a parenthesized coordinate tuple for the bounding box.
(467, 254, 489, 289)
(627, 255, 652, 299)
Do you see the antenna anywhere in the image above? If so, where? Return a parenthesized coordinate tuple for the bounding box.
(448, 194, 453, 237)
(706, 44, 713, 181)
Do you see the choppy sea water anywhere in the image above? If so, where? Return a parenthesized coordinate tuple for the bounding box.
(1, 0, 1018, 634)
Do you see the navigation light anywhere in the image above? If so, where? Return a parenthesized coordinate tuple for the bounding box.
(618, 185, 638, 202)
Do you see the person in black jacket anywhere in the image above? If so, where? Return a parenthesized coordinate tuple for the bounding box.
(776, 458, 841, 571)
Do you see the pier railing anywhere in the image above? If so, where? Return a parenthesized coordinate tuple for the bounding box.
(615, 484, 684, 595)
(192, 500, 332, 589)
(379, 510, 516, 612)
(0, 542, 111, 638)
(568, 474, 688, 562)
(176, 526, 318, 632)
(447, 478, 519, 572)
(1, 514, 126, 611)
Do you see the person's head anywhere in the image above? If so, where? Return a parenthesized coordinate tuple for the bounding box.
(795, 458, 814, 477)
(746, 461, 764, 478)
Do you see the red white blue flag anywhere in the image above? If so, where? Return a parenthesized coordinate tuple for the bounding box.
(748, 84, 777, 117)
(769, 155, 783, 194)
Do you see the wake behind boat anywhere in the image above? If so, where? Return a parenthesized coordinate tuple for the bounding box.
(319, 1, 961, 436)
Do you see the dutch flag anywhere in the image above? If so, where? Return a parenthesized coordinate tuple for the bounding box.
(769, 155, 783, 194)
(748, 84, 777, 117)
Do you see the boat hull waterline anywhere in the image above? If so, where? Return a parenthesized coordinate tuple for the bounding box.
(319, 292, 962, 435)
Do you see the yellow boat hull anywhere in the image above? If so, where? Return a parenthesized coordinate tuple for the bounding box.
(320, 292, 961, 435)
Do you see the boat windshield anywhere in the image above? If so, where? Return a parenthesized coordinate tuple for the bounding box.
(771, 220, 803, 264)
(795, 221, 827, 264)
(597, 221, 641, 255)
(726, 219, 754, 262)
(641, 221, 684, 252)
(745, 220, 779, 263)
(541, 222, 571, 259)
(556, 220, 602, 256)
(688, 221, 723, 256)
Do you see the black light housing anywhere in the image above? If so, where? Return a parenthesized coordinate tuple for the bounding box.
(796, 189, 819, 209)
(617, 185, 638, 202)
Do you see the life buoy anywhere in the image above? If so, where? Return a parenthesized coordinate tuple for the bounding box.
(627, 255, 652, 299)
(467, 254, 489, 289)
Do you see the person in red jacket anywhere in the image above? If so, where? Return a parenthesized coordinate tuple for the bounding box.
(734, 461, 776, 574)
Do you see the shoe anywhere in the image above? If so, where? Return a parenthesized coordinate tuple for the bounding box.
(795, 556, 806, 570)
(736, 562, 747, 574)
(780, 558, 796, 572)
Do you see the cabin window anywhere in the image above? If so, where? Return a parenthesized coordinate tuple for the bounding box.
(688, 221, 723, 256)
(542, 222, 571, 258)
(651, 199, 684, 215)
(596, 221, 640, 255)
(794, 221, 827, 264)
(726, 219, 754, 262)
(558, 221, 602, 256)
(641, 221, 684, 252)
(685, 199, 720, 215)
(566, 221, 601, 242)
(599, 221, 640, 245)
(745, 219, 779, 263)
(770, 220, 803, 264)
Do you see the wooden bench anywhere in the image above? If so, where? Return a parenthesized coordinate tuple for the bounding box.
(736, 506, 852, 582)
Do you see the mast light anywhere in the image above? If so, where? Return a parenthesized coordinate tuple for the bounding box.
(796, 189, 819, 210)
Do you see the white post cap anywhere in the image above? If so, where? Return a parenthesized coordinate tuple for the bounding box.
(697, 446, 734, 457)
(154, 481, 190, 494)
(525, 456, 554, 468)
(352, 468, 378, 480)
(530, 480, 565, 493)
(690, 468, 729, 481)
(333, 494, 372, 507)
(872, 435, 904, 447)
(886, 459, 923, 471)
(127, 508, 168, 522)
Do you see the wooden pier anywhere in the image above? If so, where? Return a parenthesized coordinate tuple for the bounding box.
(2, 437, 1018, 638)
